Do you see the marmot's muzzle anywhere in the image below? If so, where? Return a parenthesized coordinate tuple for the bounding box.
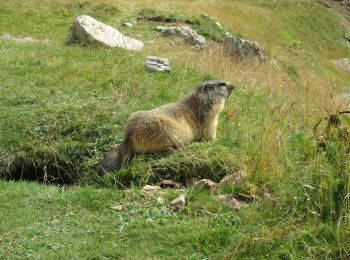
(226, 83, 234, 97)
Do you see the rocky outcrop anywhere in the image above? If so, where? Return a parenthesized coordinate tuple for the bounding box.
(224, 33, 266, 63)
(67, 15, 143, 50)
(156, 25, 206, 47)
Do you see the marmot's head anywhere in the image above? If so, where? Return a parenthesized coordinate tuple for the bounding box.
(196, 80, 234, 114)
(197, 80, 234, 99)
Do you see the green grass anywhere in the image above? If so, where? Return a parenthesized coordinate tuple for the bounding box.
(0, 0, 350, 258)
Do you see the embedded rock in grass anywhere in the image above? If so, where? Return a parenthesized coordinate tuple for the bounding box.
(159, 179, 183, 189)
(236, 193, 261, 202)
(170, 194, 186, 207)
(216, 194, 244, 210)
(141, 185, 161, 192)
(67, 15, 143, 50)
(219, 170, 247, 185)
(224, 33, 266, 63)
(145, 56, 171, 72)
(332, 58, 350, 70)
(193, 179, 218, 190)
(156, 25, 206, 47)
(0, 34, 49, 44)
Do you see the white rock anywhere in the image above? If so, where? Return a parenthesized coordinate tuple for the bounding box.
(141, 185, 161, 192)
(170, 194, 186, 207)
(67, 15, 143, 50)
(145, 56, 171, 72)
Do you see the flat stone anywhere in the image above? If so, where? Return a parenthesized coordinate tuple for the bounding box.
(141, 185, 161, 192)
(159, 179, 183, 189)
(170, 194, 186, 207)
(193, 179, 218, 189)
(145, 55, 171, 72)
(236, 193, 260, 202)
(67, 15, 143, 50)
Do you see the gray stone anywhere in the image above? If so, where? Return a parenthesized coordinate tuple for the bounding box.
(332, 58, 350, 70)
(67, 15, 143, 50)
(156, 197, 165, 205)
(219, 170, 247, 185)
(145, 56, 171, 72)
(170, 194, 186, 207)
(123, 22, 134, 28)
(193, 179, 218, 189)
(0, 34, 49, 44)
(236, 193, 260, 202)
(216, 194, 244, 210)
(156, 25, 206, 47)
(224, 34, 266, 63)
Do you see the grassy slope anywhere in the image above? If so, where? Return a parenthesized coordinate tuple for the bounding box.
(0, 0, 350, 258)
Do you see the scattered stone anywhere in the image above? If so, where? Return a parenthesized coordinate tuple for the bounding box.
(156, 25, 206, 47)
(170, 194, 186, 207)
(236, 193, 261, 202)
(156, 196, 165, 205)
(219, 170, 247, 185)
(224, 33, 266, 63)
(145, 55, 171, 72)
(159, 179, 183, 189)
(141, 185, 161, 192)
(111, 205, 123, 211)
(216, 194, 245, 210)
(66, 15, 143, 50)
(0, 34, 49, 44)
(332, 58, 350, 70)
(193, 179, 218, 189)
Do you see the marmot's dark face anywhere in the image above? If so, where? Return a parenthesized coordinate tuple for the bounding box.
(197, 80, 234, 99)
(197, 80, 234, 110)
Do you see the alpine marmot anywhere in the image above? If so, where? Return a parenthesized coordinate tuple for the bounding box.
(98, 80, 234, 174)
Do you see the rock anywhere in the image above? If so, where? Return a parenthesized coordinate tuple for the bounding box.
(156, 197, 165, 205)
(224, 34, 266, 63)
(123, 22, 134, 28)
(215, 22, 223, 28)
(67, 15, 143, 50)
(159, 179, 182, 189)
(216, 194, 244, 210)
(332, 58, 350, 70)
(141, 185, 161, 192)
(170, 194, 186, 207)
(219, 170, 247, 185)
(111, 205, 123, 211)
(193, 179, 218, 189)
(236, 193, 260, 202)
(156, 25, 206, 47)
(145, 56, 171, 72)
(0, 34, 49, 44)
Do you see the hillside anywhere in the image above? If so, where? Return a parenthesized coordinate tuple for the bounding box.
(0, 0, 350, 258)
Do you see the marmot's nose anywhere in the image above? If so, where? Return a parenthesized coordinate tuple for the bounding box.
(226, 82, 234, 96)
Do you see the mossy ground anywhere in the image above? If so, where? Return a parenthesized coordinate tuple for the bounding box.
(0, 0, 350, 258)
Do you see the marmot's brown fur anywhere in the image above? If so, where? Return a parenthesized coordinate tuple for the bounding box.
(98, 80, 234, 174)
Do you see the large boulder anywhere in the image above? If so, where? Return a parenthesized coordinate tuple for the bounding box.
(67, 15, 143, 50)
(156, 25, 206, 47)
(224, 33, 266, 63)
